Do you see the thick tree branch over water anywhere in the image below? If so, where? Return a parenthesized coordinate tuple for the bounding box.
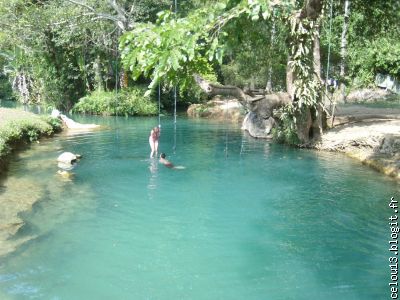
(193, 74, 249, 105)
(193, 74, 291, 113)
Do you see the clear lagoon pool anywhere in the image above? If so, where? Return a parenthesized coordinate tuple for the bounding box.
(0, 115, 398, 299)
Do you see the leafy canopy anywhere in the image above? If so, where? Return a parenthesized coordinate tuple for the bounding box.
(119, 0, 295, 95)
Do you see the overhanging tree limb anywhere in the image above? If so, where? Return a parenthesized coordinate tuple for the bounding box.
(194, 74, 249, 104)
(193, 74, 291, 113)
(65, 0, 127, 31)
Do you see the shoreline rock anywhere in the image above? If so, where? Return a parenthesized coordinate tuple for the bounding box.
(188, 97, 400, 180)
(313, 119, 400, 180)
(241, 112, 274, 138)
(187, 97, 245, 123)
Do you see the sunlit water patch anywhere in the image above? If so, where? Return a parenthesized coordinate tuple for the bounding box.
(0, 115, 398, 299)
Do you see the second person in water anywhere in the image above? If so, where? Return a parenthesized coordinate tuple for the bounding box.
(159, 153, 185, 170)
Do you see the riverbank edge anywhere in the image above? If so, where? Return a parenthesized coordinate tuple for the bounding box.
(310, 119, 400, 181)
(311, 145, 400, 180)
(0, 108, 62, 175)
(187, 101, 400, 181)
(0, 108, 63, 257)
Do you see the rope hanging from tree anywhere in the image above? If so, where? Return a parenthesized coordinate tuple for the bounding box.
(173, 0, 178, 153)
(158, 82, 161, 127)
(173, 86, 177, 153)
(224, 99, 229, 158)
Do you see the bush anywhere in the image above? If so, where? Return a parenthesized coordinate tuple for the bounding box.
(348, 36, 400, 86)
(40, 115, 63, 133)
(0, 75, 13, 101)
(0, 111, 61, 158)
(72, 87, 158, 116)
(272, 106, 300, 145)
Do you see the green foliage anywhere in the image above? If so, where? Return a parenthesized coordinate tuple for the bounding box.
(179, 58, 218, 103)
(119, 0, 297, 97)
(0, 112, 60, 157)
(72, 87, 158, 116)
(0, 75, 13, 100)
(120, 5, 228, 94)
(40, 115, 63, 133)
(221, 15, 288, 90)
(348, 36, 400, 86)
(320, 0, 400, 87)
(272, 104, 300, 145)
(288, 15, 321, 110)
(0, 0, 172, 109)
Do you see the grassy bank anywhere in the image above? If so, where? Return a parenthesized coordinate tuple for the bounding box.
(0, 108, 62, 173)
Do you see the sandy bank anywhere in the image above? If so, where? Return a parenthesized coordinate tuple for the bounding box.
(315, 105, 400, 180)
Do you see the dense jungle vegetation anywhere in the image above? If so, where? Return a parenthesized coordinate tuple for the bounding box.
(0, 0, 399, 140)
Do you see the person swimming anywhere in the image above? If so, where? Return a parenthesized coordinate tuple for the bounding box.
(159, 153, 185, 169)
(159, 153, 174, 168)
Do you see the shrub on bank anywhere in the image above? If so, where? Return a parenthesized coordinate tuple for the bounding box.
(0, 110, 61, 158)
(72, 87, 158, 116)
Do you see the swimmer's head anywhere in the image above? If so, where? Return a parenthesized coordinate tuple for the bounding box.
(160, 153, 166, 159)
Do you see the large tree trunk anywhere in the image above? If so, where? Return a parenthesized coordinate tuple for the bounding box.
(287, 0, 324, 144)
(340, 0, 351, 102)
(311, 24, 324, 140)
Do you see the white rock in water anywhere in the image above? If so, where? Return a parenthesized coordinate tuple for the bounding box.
(57, 152, 77, 164)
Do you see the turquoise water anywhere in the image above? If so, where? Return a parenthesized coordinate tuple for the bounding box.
(0, 115, 398, 299)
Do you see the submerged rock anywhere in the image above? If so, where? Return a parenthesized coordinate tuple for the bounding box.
(57, 152, 81, 164)
(57, 152, 80, 180)
(0, 177, 44, 257)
